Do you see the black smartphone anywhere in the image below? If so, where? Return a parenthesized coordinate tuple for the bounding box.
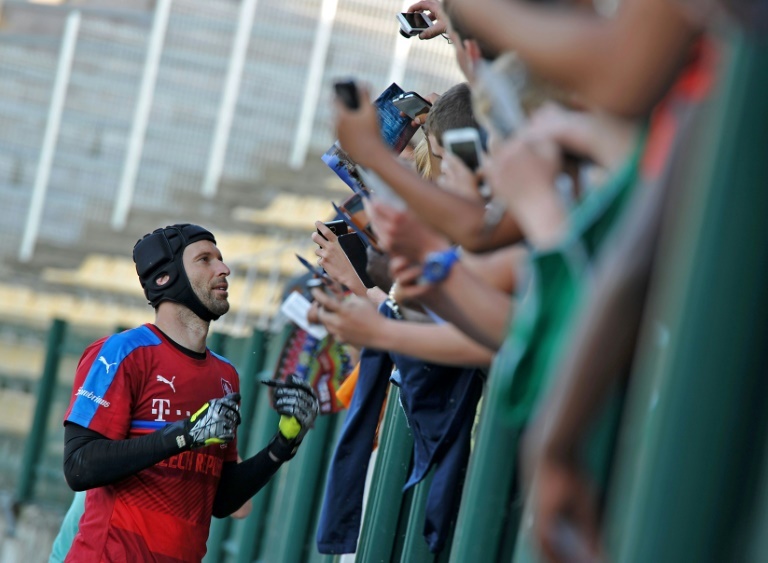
(318, 219, 349, 241)
(337, 233, 375, 288)
(334, 80, 360, 110)
(392, 91, 432, 120)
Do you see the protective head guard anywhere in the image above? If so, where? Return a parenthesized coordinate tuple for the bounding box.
(133, 224, 221, 322)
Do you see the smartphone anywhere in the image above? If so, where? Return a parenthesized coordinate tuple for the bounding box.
(318, 220, 349, 240)
(334, 79, 359, 110)
(443, 127, 483, 172)
(396, 12, 432, 36)
(337, 233, 376, 288)
(392, 91, 432, 120)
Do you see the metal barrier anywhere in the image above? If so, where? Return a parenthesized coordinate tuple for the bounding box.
(603, 31, 768, 563)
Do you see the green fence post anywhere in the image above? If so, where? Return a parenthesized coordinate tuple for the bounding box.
(305, 412, 347, 563)
(259, 413, 336, 563)
(604, 31, 768, 562)
(236, 329, 267, 455)
(16, 318, 66, 504)
(231, 325, 293, 563)
(208, 331, 226, 355)
(357, 386, 414, 562)
(204, 331, 232, 563)
(230, 379, 280, 563)
(399, 469, 436, 562)
(449, 379, 519, 563)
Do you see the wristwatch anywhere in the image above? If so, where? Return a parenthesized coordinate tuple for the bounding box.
(421, 247, 460, 284)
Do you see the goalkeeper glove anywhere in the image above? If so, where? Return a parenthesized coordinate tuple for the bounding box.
(262, 375, 319, 461)
(166, 392, 241, 450)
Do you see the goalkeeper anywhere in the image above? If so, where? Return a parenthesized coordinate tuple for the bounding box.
(61, 224, 319, 562)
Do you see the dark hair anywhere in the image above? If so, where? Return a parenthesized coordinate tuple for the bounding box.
(443, 0, 500, 61)
(425, 82, 480, 146)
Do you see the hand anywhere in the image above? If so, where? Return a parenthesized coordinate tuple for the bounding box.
(388, 255, 439, 304)
(334, 84, 389, 168)
(483, 133, 566, 249)
(312, 221, 367, 296)
(307, 299, 322, 325)
(407, 0, 448, 40)
(262, 375, 320, 462)
(522, 419, 601, 563)
(365, 198, 449, 263)
(527, 103, 638, 171)
(529, 456, 601, 563)
(264, 374, 319, 441)
(313, 289, 383, 348)
(172, 393, 241, 449)
(438, 152, 484, 202)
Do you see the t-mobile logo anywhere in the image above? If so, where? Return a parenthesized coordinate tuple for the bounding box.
(152, 398, 171, 422)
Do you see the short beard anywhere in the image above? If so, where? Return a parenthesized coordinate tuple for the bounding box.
(193, 285, 230, 319)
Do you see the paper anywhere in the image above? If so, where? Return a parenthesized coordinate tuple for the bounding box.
(280, 292, 328, 340)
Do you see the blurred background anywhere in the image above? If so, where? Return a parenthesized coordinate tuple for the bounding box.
(0, 0, 462, 560)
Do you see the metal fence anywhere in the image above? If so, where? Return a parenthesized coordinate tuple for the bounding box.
(0, 0, 463, 265)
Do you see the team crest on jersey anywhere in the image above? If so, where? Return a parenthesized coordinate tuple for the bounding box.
(221, 378, 234, 396)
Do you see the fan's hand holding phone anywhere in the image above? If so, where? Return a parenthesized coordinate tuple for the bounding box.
(392, 91, 432, 120)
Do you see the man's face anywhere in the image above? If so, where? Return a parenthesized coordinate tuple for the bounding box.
(183, 240, 231, 318)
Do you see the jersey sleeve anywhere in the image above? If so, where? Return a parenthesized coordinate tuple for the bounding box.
(65, 328, 160, 441)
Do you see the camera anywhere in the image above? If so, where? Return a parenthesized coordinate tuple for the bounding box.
(442, 127, 483, 172)
(396, 12, 432, 37)
(391, 91, 432, 120)
(334, 79, 360, 110)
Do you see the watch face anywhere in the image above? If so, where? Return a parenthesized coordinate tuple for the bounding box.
(422, 248, 458, 283)
(424, 262, 443, 278)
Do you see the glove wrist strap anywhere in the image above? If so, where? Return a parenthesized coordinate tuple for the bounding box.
(268, 432, 300, 462)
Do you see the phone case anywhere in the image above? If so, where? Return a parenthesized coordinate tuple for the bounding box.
(337, 233, 376, 288)
(323, 220, 349, 237)
(392, 93, 432, 119)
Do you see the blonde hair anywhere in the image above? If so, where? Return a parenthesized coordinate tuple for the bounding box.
(413, 137, 432, 179)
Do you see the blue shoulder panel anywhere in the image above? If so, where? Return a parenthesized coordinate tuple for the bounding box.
(71, 325, 161, 427)
(209, 349, 233, 366)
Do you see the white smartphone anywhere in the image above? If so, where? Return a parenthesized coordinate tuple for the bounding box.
(392, 91, 432, 120)
(396, 12, 433, 37)
(442, 127, 483, 172)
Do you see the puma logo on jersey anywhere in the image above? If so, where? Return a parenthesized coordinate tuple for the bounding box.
(157, 375, 176, 393)
(98, 356, 118, 374)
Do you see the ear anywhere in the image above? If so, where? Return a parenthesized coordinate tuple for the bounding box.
(464, 39, 482, 64)
(156, 274, 170, 287)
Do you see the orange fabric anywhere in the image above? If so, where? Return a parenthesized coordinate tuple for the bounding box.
(334, 361, 388, 450)
(335, 362, 359, 409)
(641, 38, 719, 179)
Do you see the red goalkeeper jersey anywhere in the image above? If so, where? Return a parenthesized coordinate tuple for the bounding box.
(64, 324, 239, 562)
